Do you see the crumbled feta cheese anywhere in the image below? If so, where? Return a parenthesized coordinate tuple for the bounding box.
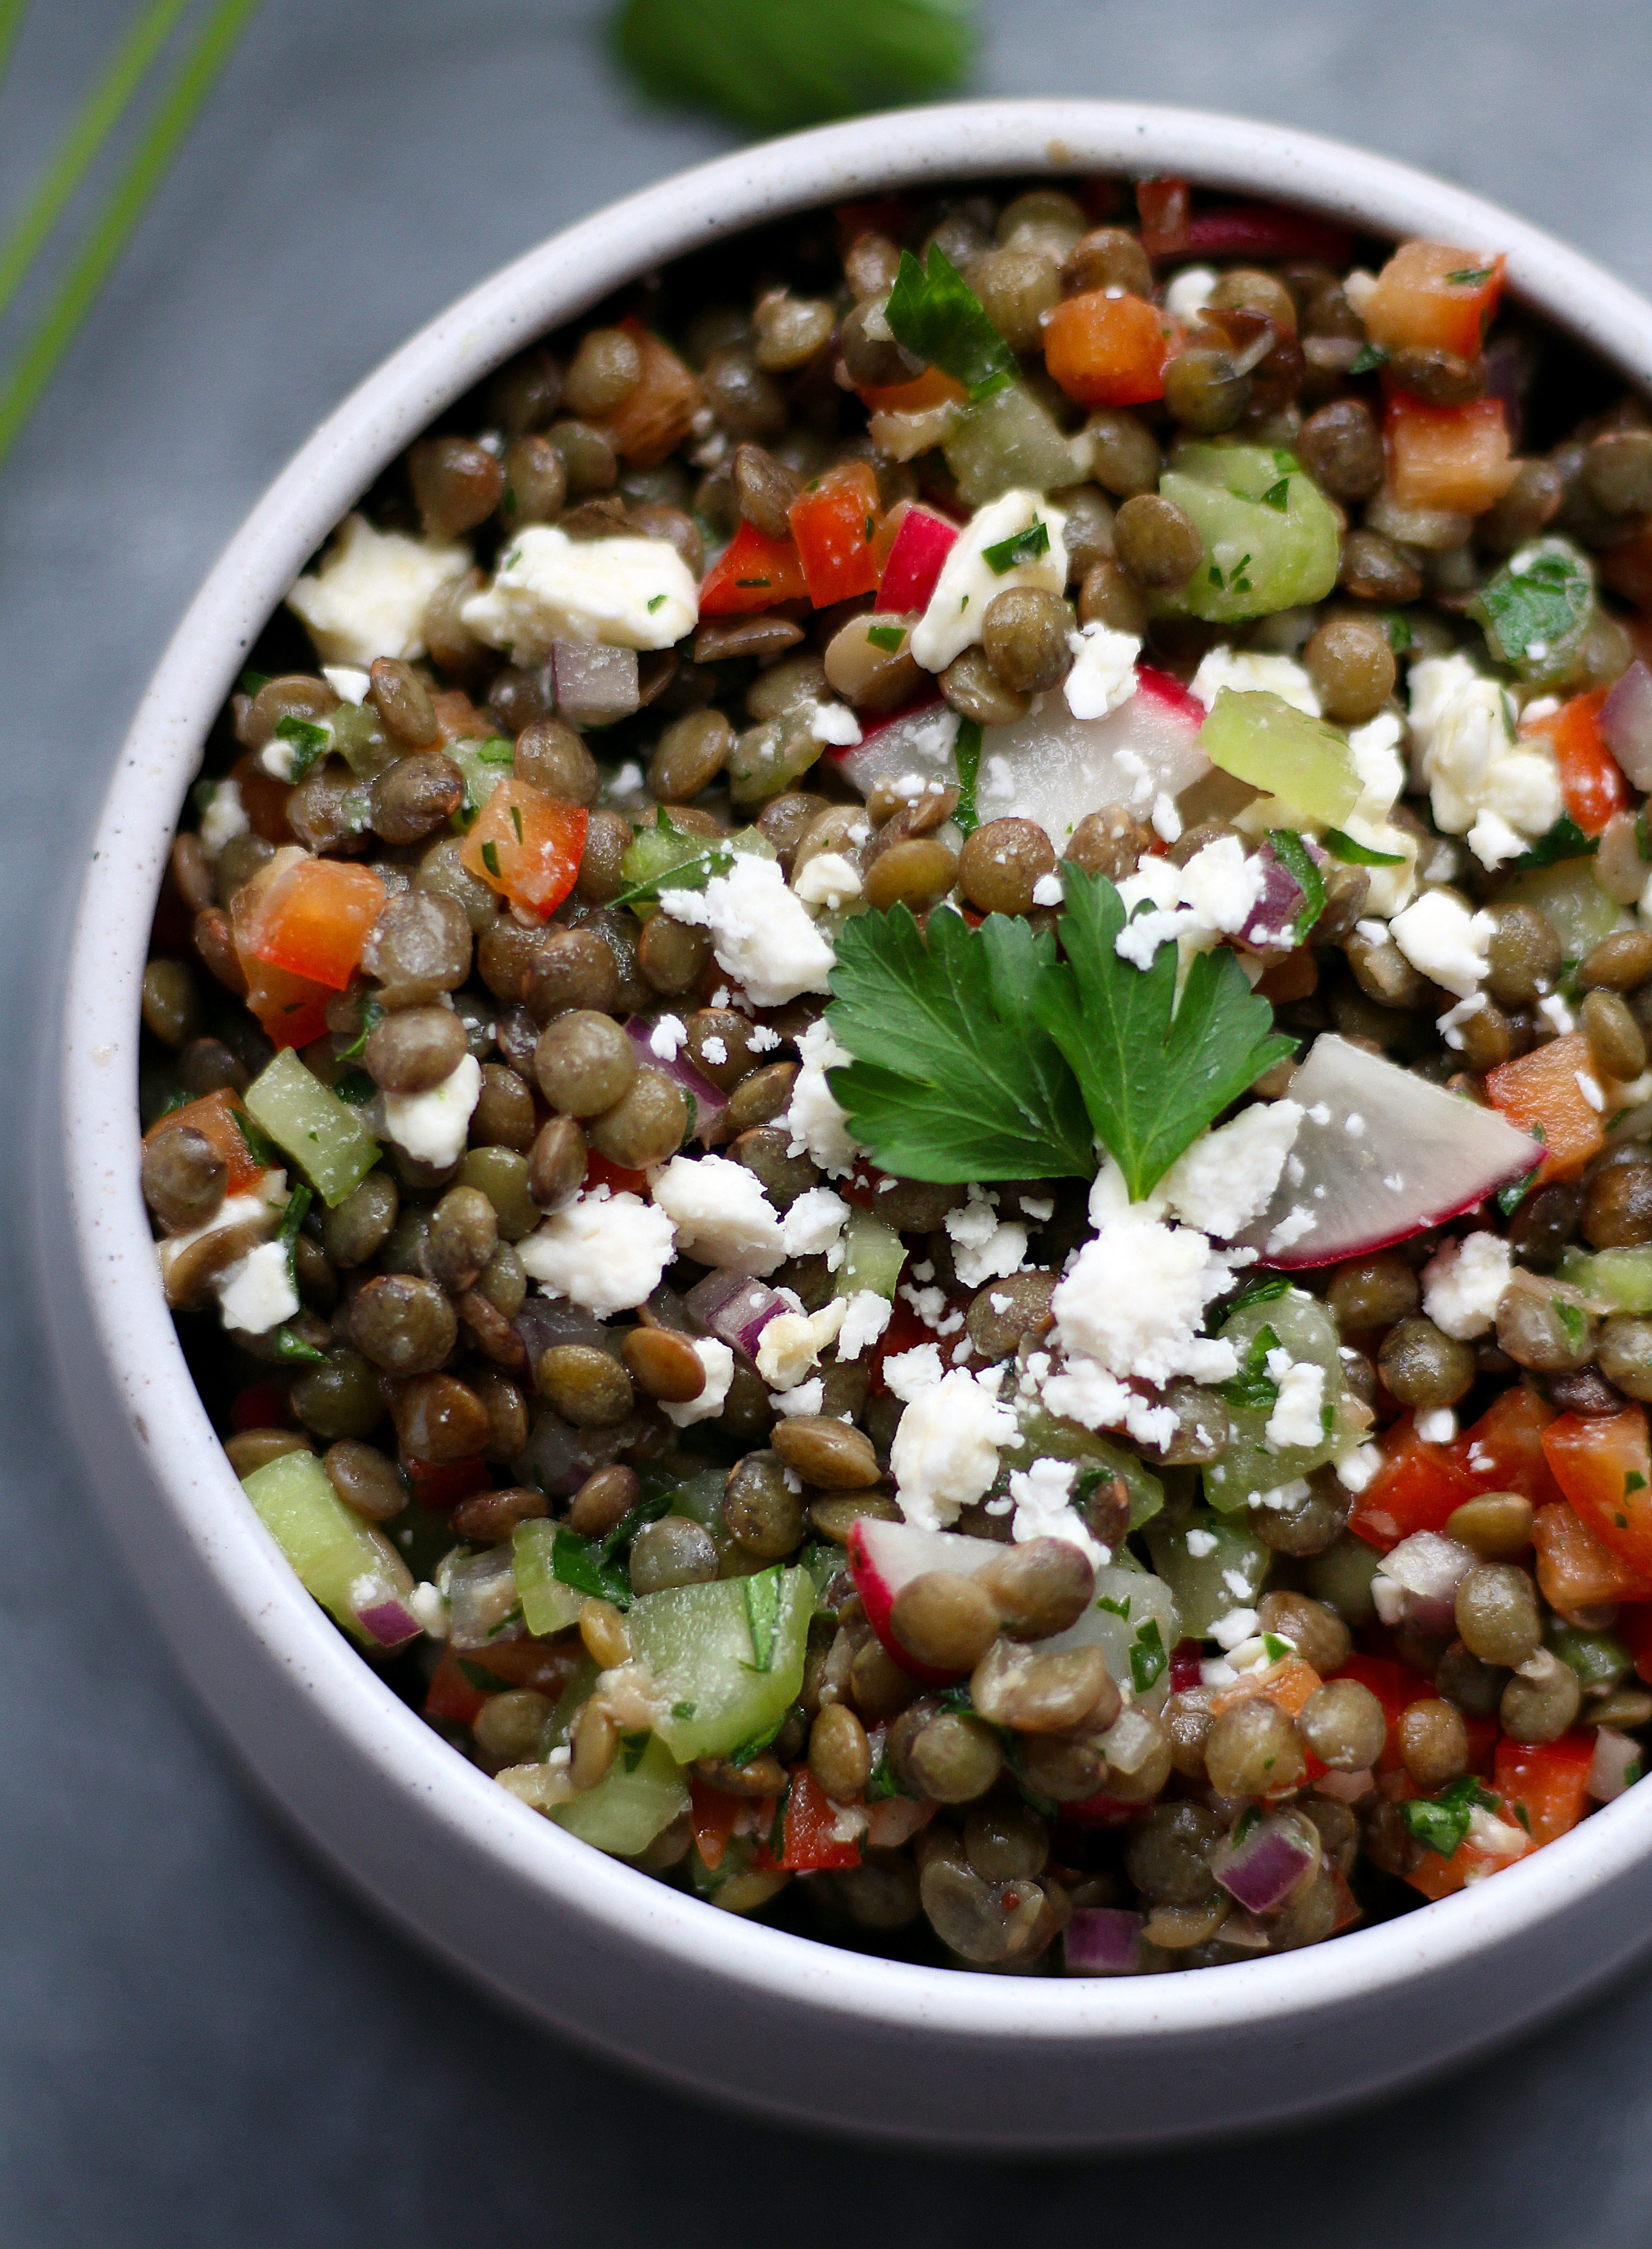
(1437, 993, 1488, 1051)
(1423, 1232, 1512, 1339)
(910, 489, 1069, 674)
(700, 1035, 728, 1067)
(1007, 1456, 1105, 1563)
(198, 778, 249, 860)
(651, 1152, 783, 1275)
(323, 664, 371, 705)
(1416, 1406, 1457, 1444)
(380, 1052, 482, 1168)
(782, 1187, 851, 1258)
(661, 1338, 736, 1428)
(883, 1342, 945, 1399)
(658, 854, 833, 1007)
(1185, 1527, 1218, 1559)
(460, 524, 696, 662)
(793, 851, 863, 909)
(1210, 1606, 1261, 1650)
(891, 1365, 1018, 1530)
(1410, 652, 1562, 859)
(773, 1376, 827, 1418)
(1031, 871, 1065, 907)
(286, 513, 471, 666)
(1337, 1443, 1382, 1493)
(757, 1299, 847, 1390)
(1389, 890, 1494, 999)
(1263, 1353, 1326, 1452)
(1113, 835, 1268, 970)
(785, 1016, 858, 1175)
(1158, 1101, 1304, 1240)
(648, 1014, 686, 1062)
(1339, 711, 1418, 915)
(1063, 622, 1141, 721)
(1577, 1070, 1606, 1112)
(1152, 792, 1183, 845)
(518, 1189, 675, 1317)
(807, 701, 863, 747)
(944, 1185, 1028, 1286)
(217, 1240, 299, 1335)
(1164, 264, 1219, 321)
(154, 1177, 287, 1296)
(836, 1290, 893, 1360)
(1049, 1164, 1241, 1394)
(1190, 646, 1321, 716)
(406, 1582, 448, 1638)
(1538, 992, 1576, 1036)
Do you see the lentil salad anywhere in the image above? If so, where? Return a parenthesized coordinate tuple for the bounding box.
(139, 175, 1652, 1976)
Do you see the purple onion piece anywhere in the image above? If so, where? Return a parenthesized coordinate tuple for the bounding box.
(1239, 845, 1308, 951)
(1212, 1814, 1318, 1914)
(552, 640, 640, 727)
(513, 1296, 609, 1366)
(684, 1269, 789, 1361)
(511, 1408, 647, 1498)
(1600, 661, 1652, 791)
(354, 1595, 422, 1649)
(1064, 1908, 1144, 1975)
(624, 1015, 728, 1141)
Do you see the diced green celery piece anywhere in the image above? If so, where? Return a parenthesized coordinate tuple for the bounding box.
(449, 736, 514, 825)
(943, 382, 1096, 509)
(1204, 1288, 1346, 1514)
(511, 1519, 586, 1637)
(1498, 856, 1629, 959)
(1198, 688, 1360, 827)
(1160, 444, 1340, 621)
(617, 815, 774, 914)
(326, 702, 396, 780)
(1083, 1566, 1180, 1688)
(1002, 1405, 1164, 1532)
(552, 1732, 689, 1855)
(240, 1450, 413, 1644)
(837, 1206, 907, 1299)
(1144, 1511, 1269, 1637)
(629, 1568, 811, 1762)
(246, 1048, 380, 1208)
(1545, 1618, 1629, 1690)
(1559, 1246, 1652, 1313)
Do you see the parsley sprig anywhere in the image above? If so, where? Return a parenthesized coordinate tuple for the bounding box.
(883, 241, 1017, 401)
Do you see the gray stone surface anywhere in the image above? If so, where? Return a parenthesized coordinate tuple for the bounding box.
(7, 1, 1652, 2238)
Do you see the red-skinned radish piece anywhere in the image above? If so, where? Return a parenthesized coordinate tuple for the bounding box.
(847, 1514, 993, 1686)
(874, 504, 959, 615)
(1599, 659, 1652, 790)
(1234, 1034, 1540, 1268)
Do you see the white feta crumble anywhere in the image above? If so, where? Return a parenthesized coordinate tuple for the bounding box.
(1190, 646, 1321, 716)
(1210, 1606, 1261, 1651)
(518, 1189, 675, 1317)
(891, 1365, 1018, 1530)
(651, 1152, 783, 1275)
(1437, 993, 1489, 1051)
(1338, 711, 1418, 914)
(1164, 264, 1219, 321)
(380, 1052, 482, 1168)
(793, 851, 863, 909)
(835, 1290, 893, 1360)
(1152, 792, 1183, 845)
(883, 1341, 946, 1400)
(757, 1298, 847, 1391)
(1416, 1407, 1458, 1445)
(944, 1185, 1028, 1286)
(648, 1014, 686, 1062)
(1538, 992, 1576, 1036)
(154, 1178, 287, 1297)
(661, 1338, 736, 1428)
(910, 488, 1069, 674)
(700, 1035, 728, 1067)
(659, 854, 834, 1006)
(1185, 1527, 1218, 1559)
(1336, 1443, 1383, 1493)
(785, 1016, 858, 1175)
(1006, 1456, 1105, 1564)
(1423, 1232, 1512, 1339)
(807, 701, 863, 747)
(406, 1582, 448, 1638)
(1263, 1354, 1326, 1452)
(1577, 1070, 1607, 1111)
(1410, 652, 1562, 860)
(1031, 871, 1065, 907)
(781, 1187, 851, 1258)
(774, 1376, 827, 1419)
(286, 513, 471, 666)
(460, 524, 697, 662)
(1389, 889, 1494, 999)
(217, 1240, 299, 1335)
(1063, 622, 1141, 721)
(1113, 835, 1268, 969)
(198, 778, 249, 860)
(1157, 1101, 1303, 1240)
(322, 664, 371, 705)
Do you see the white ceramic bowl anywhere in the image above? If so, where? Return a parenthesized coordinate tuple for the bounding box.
(37, 99, 1652, 2151)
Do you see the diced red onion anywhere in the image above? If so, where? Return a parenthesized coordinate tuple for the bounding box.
(1600, 661, 1652, 790)
(1064, 1908, 1144, 1975)
(624, 1015, 727, 1140)
(1170, 1638, 1204, 1693)
(552, 641, 640, 727)
(1588, 1726, 1642, 1804)
(1211, 1811, 1319, 1913)
(512, 1406, 647, 1497)
(1180, 204, 1353, 265)
(354, 1593, 422, 1649)
(1372, 1531, 1475, 1634)
(446, 1545, 525, 1651)
(1481, 335, 1527, 450)
(514, 1297, 609, 1365)
(1239, 842, 1310, 951)
(685, 1269, 789, 1361)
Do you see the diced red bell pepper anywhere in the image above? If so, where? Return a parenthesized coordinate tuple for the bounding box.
(460, 778, 587, 920)
(144, 1087, 267, 1197)
(584, 1150, 650, 1199)
(596, 317, 700, 468)
(689, 1776, 747, 1874)
(1453, 1386, 1562, 1508)
(1135, 176, 1189, 258)
(1349, 1414, 1475, 1550)
(1524, 689, 1631, 837)
(787, 460, 883, 607)
(1332, 1652, 1437, 1770)
(424, 1648, 493, 1727)
(875, 502, 959, 614)
(1209, 1653, 1321, 1721)
(1494, 1733, 1595, 1848)
(241, 855, 387, 992)
(1485, 1033, 1606, 1182)
(241, 959, 334, 1052)
(402, 1455, 491, 1511)
(1542, 1406, 1652, 1577)
(1364, 241, 1506, 361)
(771, 1767, 862, 1872)
(697, 518, 811, 616)
(1043, 290, 1177, 407)
(1385, 393, 1519, 515)
(1532, 1502, 1652, 1610)
(1057, 1787, 1140, 1828)
(1180, 203, 1353, 265)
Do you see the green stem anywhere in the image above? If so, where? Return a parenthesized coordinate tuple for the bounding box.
(0, 0, 263, 469)
(0, 0, 32, 91)
(0, 0, 193, 329)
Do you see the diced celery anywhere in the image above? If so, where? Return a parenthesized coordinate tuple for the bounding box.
(1197, 688, 1361, 827)
(1160, 444, 1340, 621)
(1144, 1511, 1269, 1636)
(449, 736, 514, 825)
(511, 1520, 587, 1638)
(836, 1206, 907, 1299)
(246, 1048, 381, 1208)
(240, 1450, 414, 1645)
(1076, 1565, 1180, 1689)
(552, 1732, 689, 1855)
(943, 382, 1096, 509)
(1204, 1288, 1348, 1514)
(1498, 856, 1629, 959)
(1003, 1404, 1165, 1531)
(1545, 1618, 1630, 1690)
(325, 702, 397, 780)
(617, 815, 774, 914)
(628, 1568, 812, 1762)
(1559, 1246, 1652, 1313)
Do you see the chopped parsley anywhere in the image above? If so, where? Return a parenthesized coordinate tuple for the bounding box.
(1323, 828, 1404, 867)
(510, 803, 524, 843)
(620, 1731, 650, 1773)
(232, 1107, 281, 1170)
(728, 1714, 787, 1767)
(1509, 814, 1598, 870)
(1265, 829, 1326, 944)
(952, 716, 981, 835)
(276, 1184, 312, 1295)
(551, 1493, 673, 1609)
(982, 518, 1050, 574)
(646, 592, 667, 612)
(864, 622, 906, 653)
(1470, 544, 1594, 679)
(274, 712, 329, 780)
(1381, 609, 1414, 652)
(1445, 265, 1495, 286)
(1261, 1632, 1293, 1662)
(1554, 1299, 1588, 1351)
(742, 1567, 783, 1673)
(1497, 1126, 1545, 1216)
(1348, 342, 1389, 374)
(477, 736, 515, 765)
(264, 1325, 327, 1365)
(1130, 1618, 1167, 1694)
(1097, 1594, 1132, 1619)
(1259, 476, 1291, 512)
(480, 840, 501, 878)
(1227, 1277, 1290, 1314)
(1400, 1775, 1499, 1858)
(1219, 1324, 1283, 1414)
(1628, 1473, 1648, 1496)
(607, 806, 739, 908)
(883, 240, 1017, 401)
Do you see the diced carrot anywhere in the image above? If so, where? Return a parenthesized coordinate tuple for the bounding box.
(1363, 241, 1506, 360)
(1350, 1415, 1475, 1551)
(1541, 1406, 1652, 1577)
(143, 1087, 265, 1195)
(1404, 1835, 1514, 1901)
(1452, 1386, 1562, 1508)
(1043, 290, 1177, 407)
(596, 317, 700, 468)
(1523, 689, 1630, 836)
(240, 856, 386, 992)
(1532, 1501, 1652, 1610)
(1209, 1653, 1321, 1720)
(697, 518, 811, 616)
(582, 1150, 650, 1199)
(1494, 1733, 1595, 1848)
(788, 460, 883, 607)
(856, 365, 967, 416)
(460, 778, 587, 920)
(241, 957, 333, 1051)
(1385, 393, 1519, 514)
(1485, 1032, 1606, 1181)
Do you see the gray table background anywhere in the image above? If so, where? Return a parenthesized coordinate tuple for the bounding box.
(8, 2, 1652, 2239)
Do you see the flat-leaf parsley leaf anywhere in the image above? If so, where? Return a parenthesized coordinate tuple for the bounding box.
(884, 241, 1016, 401)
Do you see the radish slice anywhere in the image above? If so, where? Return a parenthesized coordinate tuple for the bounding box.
(875, 505, 959, 614)
(1600, 660, 1652, 790)
(847, 1515, 992, 1685)
(1233, 1034, 1540, 1268)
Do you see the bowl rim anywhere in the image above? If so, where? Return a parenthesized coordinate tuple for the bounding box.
(59, 95, 1652, 2050)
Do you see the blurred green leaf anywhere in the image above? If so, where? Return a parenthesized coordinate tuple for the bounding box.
(611, 0, 976, 133)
